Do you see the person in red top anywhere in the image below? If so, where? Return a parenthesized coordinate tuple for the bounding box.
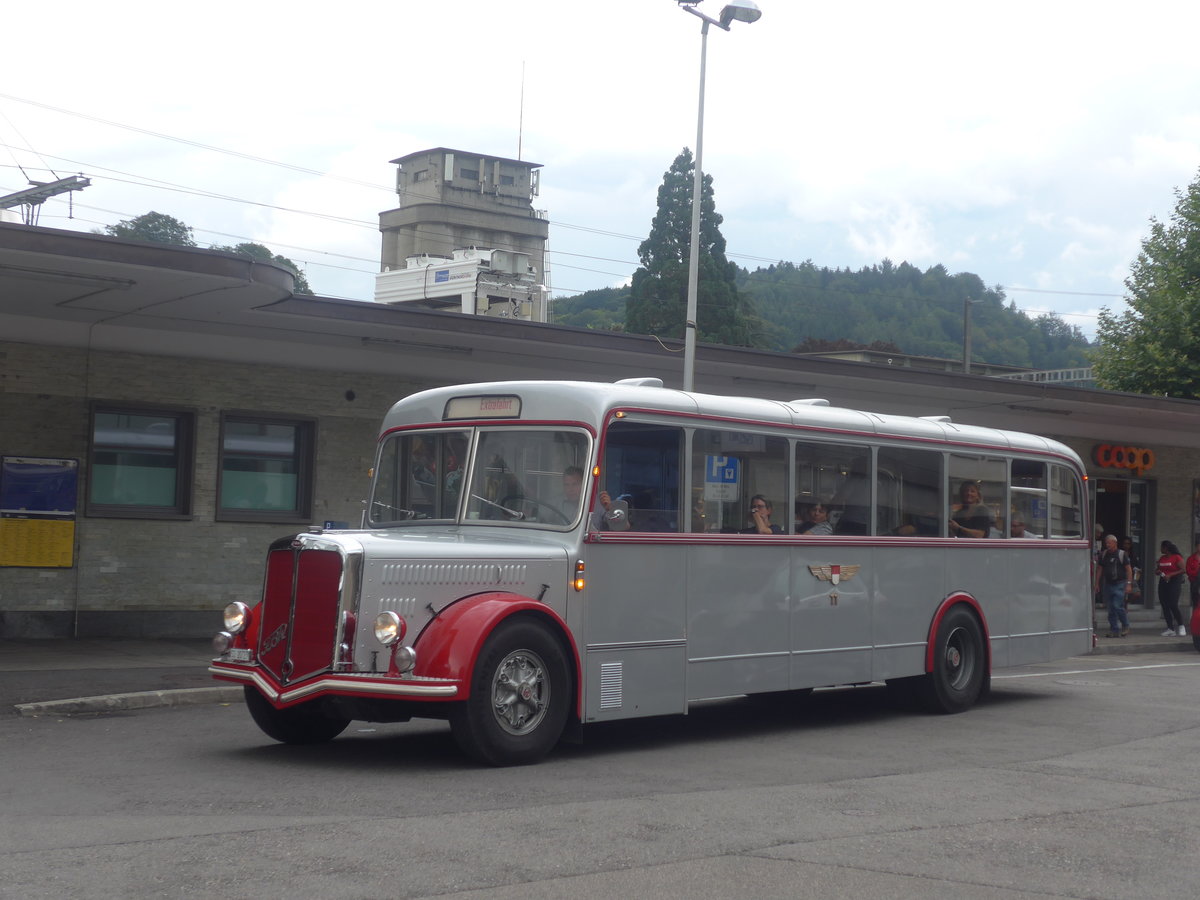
(1187, 540, 1200, 611)
(1155, 540, 1187, 637)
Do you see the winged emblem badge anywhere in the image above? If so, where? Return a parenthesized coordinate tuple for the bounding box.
(808, 564, 861, 585)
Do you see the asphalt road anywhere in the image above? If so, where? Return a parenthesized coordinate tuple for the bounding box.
(5, 651, 1200, 899)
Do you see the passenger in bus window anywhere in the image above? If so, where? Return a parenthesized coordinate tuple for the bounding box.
(741, 495, 783, 534)
(892, 508, 940, 536)
(691, 495, 709, 532)
(796, 501, 833, 535)
(589, 489, 630, 531)
(558, 466, 584, 518)
(1009, 513, 1042, 538)
(950, 481, 992, 538)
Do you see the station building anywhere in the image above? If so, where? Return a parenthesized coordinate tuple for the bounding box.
(2, 220, 1198, 638)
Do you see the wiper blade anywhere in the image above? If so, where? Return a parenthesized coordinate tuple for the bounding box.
(470, 494, 525, 520)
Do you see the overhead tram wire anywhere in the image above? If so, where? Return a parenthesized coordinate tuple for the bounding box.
(0, 101, 1117, 319)
(27, 175, 1112, 317)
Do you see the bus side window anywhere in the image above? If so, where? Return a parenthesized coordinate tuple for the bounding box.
(600, 421, 681, 532)
(1048, 464, 1083, 539)
(949, 454, 1006, 539)
(1010, 460, 1047, 538)
(795, 440, 869, 535)
(693, 428, 787, 534)
(877, 447, 942, 537)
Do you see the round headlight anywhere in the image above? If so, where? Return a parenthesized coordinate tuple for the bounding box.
(223, 602, 251, 634)
(393, 645, 417, 674)
(212, 631, 233, 654)
(374, 611, 406, 647)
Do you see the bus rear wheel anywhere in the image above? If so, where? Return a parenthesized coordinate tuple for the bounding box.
(243, 686, 351, 744)
(449, 618, 570, 766)
(913, 606, 986, 714)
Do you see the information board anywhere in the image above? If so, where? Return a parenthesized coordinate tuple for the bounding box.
(0, 457, 78, 567)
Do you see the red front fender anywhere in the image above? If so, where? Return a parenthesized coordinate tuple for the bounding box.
(414, 592, 581, 710)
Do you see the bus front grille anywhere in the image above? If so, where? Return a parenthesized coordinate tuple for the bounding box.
(258, 546, 343, 685)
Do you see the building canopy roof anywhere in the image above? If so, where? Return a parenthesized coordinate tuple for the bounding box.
(2, 221, 1196, 449)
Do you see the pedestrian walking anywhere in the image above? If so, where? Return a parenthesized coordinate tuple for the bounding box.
(1095, 534, 1132, 638)
(1155, 540, 1187, 637)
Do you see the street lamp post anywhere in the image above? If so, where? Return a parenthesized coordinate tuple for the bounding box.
(676, 0, 761, 393)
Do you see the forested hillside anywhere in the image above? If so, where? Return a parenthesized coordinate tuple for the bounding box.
(551, 259, 1091, 370)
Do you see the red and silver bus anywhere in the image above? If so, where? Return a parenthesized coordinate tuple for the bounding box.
(211, 377, 1093, 765)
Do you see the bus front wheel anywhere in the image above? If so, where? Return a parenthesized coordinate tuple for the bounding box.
(914, 606, 986, 714)
(243, 686, 351, 744)
(449, 618, 570, 766)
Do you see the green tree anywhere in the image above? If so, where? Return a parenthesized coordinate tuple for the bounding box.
(102, 211, 195, 246)
(211, 241, 311, 294)
(1094, 168, 1200, 397)
(625, 149, 755, 346)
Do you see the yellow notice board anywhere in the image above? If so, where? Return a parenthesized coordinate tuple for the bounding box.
(0, 517, 76, 567)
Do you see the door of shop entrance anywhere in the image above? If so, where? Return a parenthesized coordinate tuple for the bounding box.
(1093, 478, 1151, 605)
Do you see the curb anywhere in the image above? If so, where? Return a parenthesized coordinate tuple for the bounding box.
(14, 686, 242, 718)
(1091, 639, 1195, 656)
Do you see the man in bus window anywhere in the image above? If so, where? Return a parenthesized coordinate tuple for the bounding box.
(1010, 513, 1042, 538)
(559, 466, 585, 519)
(589, 488, 629, 531)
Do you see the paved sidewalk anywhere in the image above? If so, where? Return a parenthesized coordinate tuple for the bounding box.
(0, 638, 239, 717)
(1090, 604, 1198, 656)
(2, 605, 1196, 717)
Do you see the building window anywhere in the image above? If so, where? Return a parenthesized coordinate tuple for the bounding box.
(499, 174, 515, 186)
(217, 414, 315, 523)
(459, 167, 479, 181)
(412, 169, 429, 182)
(88, 406, 195, 518)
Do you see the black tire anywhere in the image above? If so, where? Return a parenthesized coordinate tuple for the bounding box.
(449, 618, 571, 766)
(1193, 635, 1200, 653)
(243, 686, 351, 745)
(913, 605, 986, 714)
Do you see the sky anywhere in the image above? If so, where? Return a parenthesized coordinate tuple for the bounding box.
(3, 0, 1199, 340)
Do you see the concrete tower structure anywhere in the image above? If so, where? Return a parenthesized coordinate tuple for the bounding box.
(376, 148, 550, 321)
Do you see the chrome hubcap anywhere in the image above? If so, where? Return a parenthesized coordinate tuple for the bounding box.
(492, 649, 549, 735)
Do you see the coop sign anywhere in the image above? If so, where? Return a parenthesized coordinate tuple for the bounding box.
(1092, 443, 1155, 476)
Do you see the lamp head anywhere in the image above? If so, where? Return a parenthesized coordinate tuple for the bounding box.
(719, 0, 762, 27)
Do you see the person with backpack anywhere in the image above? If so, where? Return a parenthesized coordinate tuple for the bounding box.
(1095, 534, 1132, 638)
(1155, 540, 1187, 637)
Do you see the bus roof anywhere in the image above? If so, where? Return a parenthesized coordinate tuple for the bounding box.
(380, 378, 1082, 465)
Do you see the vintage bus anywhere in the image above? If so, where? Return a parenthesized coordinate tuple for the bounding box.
(210, 377, 1093, 765)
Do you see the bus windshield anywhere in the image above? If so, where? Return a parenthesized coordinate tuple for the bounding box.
(464, 428, 590, 527)
(369, 427, 589, 528)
